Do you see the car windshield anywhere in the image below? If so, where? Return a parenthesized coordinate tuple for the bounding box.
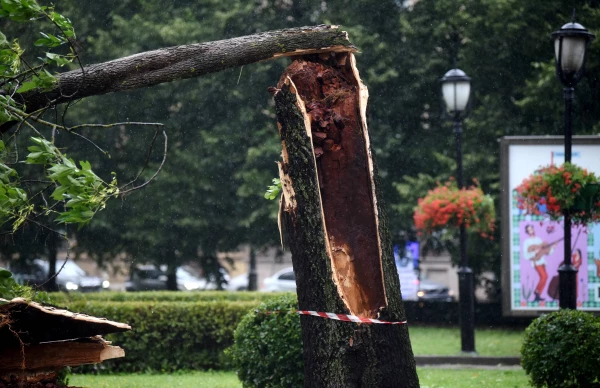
(38, 260, 88, 277)
(278, 271, 295, 281)
(55, 261, 88, 277)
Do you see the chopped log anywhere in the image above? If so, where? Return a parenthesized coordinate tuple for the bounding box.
(0, 298, 130, 387)
(273, 53, 419, 387)
(0, 298, 131, 346)
(1, 25, 356, 133)
(0, 336, 123, 372)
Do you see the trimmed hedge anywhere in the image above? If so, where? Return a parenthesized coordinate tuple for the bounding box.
(44, 292, 533, 373)
(68, 300, 258, 373)
(50, 292, 533, 328)
(49, 291, 286, 305)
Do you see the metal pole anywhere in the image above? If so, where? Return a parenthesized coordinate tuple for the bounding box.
(455, 119, 476, 353)
(558, 87, 577, 309)
(248, 245, 258, 291)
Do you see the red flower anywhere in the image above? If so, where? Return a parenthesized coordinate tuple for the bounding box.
(516, 162, 600, 225)
(413, 180, 495, 237)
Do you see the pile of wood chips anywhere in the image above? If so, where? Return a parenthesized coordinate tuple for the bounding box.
(0, 298, 130, 387)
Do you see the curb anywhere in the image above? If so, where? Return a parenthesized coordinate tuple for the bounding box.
(415, 355, 521, 366)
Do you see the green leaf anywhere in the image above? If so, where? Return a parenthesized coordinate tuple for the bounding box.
(33, 32, 65, 48)
(45, 52, 70, 66)
(15, 80, 37, 93)
(0, 268, 12, 279)
(264, 178, 281, 200)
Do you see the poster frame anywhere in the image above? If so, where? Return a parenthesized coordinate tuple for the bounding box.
(500, 135, 600, 317)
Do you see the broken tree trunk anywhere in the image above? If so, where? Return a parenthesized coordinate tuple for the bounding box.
(0, 298, 131, 387)
(273, 53, 419, 387)
(1, 25, 356, 133)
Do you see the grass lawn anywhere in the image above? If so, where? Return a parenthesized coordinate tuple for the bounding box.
(418, 368, 528, 388)
(70, 369, 529, 388)
(69, 371, 240, 388)
(409, 326, 524, 356)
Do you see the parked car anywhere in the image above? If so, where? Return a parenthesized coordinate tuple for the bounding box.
(416, 277, 455, 302)
(262, 267, 296, 292)
(125, 265, 229, 291)
(13, 259, 110, 292)
(226, 273, 249, 291)
(177, 266, 230, 291)
(258, 265, 454, 302)
(125, 265, 167, 291)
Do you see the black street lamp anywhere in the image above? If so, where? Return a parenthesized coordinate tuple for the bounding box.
(551, 14, 595, 310)
(248, 246, 258, 291)
(440, 68, 475, 353)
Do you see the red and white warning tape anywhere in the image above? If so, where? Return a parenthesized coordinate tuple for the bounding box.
(260, 309, 407, 325)
(297, 310, 407, 325)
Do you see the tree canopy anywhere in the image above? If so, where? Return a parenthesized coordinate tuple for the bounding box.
(1, 0, 600, 296)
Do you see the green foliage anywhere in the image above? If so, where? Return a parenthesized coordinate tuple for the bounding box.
(48, 290, 288, 305)
(32, 137, 119, 225)
(66, 300, 258, 373)
(0, 137, 118, 229)
(0, 0, 76, 100)
(264, 178, 281, 200)
(0, 141, 30, 230)
(229, 294, 303, 388)
(521, 310, 600, 388)
(0, 267, 50, 302)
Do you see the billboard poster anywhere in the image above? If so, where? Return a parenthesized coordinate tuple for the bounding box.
(501, 136, 600, 315)
(394, 242, 419, 301)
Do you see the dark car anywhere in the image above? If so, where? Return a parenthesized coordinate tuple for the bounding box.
(125, 265, 229, 291)
(11, 259, 109, 292)
(416, 278, 455, 302)
(125, 266, 168, 291)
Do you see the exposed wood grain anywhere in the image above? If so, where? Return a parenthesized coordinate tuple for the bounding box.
(0, 337, 124, 371)
(0, 298, 130, 346)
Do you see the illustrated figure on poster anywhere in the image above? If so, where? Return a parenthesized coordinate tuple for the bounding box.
(522, 224, 561, 302)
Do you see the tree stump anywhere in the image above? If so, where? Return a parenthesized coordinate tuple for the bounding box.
(274, 53, 419, 387)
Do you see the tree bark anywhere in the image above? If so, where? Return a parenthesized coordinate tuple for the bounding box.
(166, 262, 178, 291)
(1, 25, 356, 133)
(273, 53, 419, 387)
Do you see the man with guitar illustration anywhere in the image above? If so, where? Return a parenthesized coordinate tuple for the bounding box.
(522, 224, 561, 302)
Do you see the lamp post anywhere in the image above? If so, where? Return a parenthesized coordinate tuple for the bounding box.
(551, 14, 595, 310)
(248, 246, 258, 291)
(440, 68, 475, 353)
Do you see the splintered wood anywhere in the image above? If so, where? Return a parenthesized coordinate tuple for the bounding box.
(276, 53, 386, 318)
(0, 298, 131, 387)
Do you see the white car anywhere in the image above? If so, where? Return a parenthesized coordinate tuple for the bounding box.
(226, 273, 249, 291)
(178, 267, 231, 291)
(262, 267, 296, 292)
(34, 259, 110, 292)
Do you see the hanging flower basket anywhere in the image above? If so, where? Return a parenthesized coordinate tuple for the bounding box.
(516, 163, 600, 224)
(413, 180, 496, 238)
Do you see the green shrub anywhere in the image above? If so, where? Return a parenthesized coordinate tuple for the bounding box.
(228, 294, 303, 388)
(521, 309, 600, 388)
(49, 291, 288, 306)
(0, 267, 50, 303)
(69, 300, 259, 373)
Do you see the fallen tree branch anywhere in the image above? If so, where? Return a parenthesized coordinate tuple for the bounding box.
(1, 25, 356, 133)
